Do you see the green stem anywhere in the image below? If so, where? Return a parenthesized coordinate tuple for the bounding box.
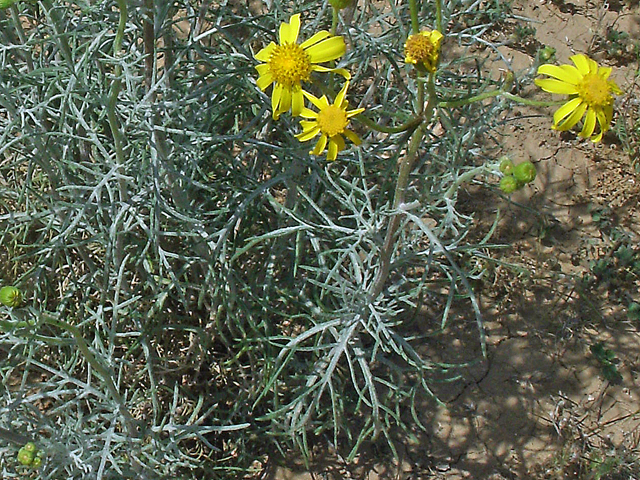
(356, 113, 423, 134)
(438, 89, 562, 108)
(438, 88, 503, 107)
(108, 0, 129, 272)
(108, 0, 128, 202)
(443, 164, 491, 199)
(369, 91, 439, 299)
(435, 0, 443, 33)
(331, 6, 338, 35)
(502, 92, 564, 107)
(409, 0, 419, 34)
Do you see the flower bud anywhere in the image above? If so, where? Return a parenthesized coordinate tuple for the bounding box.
(17, 446, 34, 466)
(538, 46, 556, 63)
(513, 161, 537, 184)
(0, 286, 22, 307)
(499, 155, 515, 175)
(500, 175, 521, 194)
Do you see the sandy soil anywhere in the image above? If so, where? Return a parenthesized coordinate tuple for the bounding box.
(266, 0, 640, 478)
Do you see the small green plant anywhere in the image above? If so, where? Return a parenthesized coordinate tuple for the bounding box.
(627, 302, 640, 322)
(590, 342, 623, 384)
(601, 28, 635, 61)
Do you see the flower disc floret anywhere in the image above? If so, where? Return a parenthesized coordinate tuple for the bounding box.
(404, 30, 444, 73)
(295, 82, 365, 161)
(255, 14, 350, 120)
(535, 54, 622, 142)
(268, 43, 312, 87)
(316, 105, 348, 137)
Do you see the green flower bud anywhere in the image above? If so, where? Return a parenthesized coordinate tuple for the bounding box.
(31, 456, 42, 468)
(0, 286, 22, 307)
(499, 155, 515, 175)
(17, 447, 34, 466)
(500, 175, 521, 194)
(538, 46, 556, 63)
(329, 0, 353, 9)
(23, 442, 37, 453)
(513, 161, 537, 184)
(0, 0, 18, 8)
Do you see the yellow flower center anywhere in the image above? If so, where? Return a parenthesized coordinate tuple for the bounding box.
(405, 34, 435, 63)
(268, 42, 311, 87)
(577, 73, 613, 108)
(317, 105, 348, 137)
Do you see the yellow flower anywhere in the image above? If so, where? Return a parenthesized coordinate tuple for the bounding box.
(535, 54, 622, 142)
(254, 14, 349, 120)
(404, 30, 444, 73)
(295, 82, 365, 161)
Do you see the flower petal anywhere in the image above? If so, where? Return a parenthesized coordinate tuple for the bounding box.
(335, 82, 349, 105)
(300, 30, 332, 49)
(579, 108, 597, 138)
(291, 89, 304, 117)
(296, 124, 321, 141)
(346, 107, 365, 118)
(537, 64, 581, 84)
(535, 78, 580, 95)
(327, 137, 342, 161)
(332, 134, 345, 152)
(255, 67, 274, 91)
(255, 43, 276, 62)
(598, 105, 613, 132)
(305, 36, 346, 63)
(556, 102, 587, 131)
(299, 107, 318, 119)
(277, 87, 292, 115)
(280, 14, 300, 44)
(344, 129, 361, 146)
(592, 109, 609, 142)
(553, 97, 582, 125)
(272, 83, 283, 119)
(598, 66, 612, 80)
(311, 66, 351, 80)
(303, 90, 330, 110)
(312, 134, 328, 155)
(570, 54, 591, 75)
(609, 79, 622, 95)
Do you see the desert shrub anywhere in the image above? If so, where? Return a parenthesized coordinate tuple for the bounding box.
(0, 0, 622, 478)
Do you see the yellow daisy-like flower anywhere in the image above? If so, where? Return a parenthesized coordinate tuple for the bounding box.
(254, 14, 349, 120)
(295, 82, 365, 161)
(535, 54, 622, 142)
(404, 30, 444, 73)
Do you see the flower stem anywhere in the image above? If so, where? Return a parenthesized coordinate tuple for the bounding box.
(108, 0, 129, 273)
(356, 113, 423, 134)
(331, 6, 339, 35)
(409, 0, 419, 34)
(438, 89, 562, 108)
(369, 90, 438, 299)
